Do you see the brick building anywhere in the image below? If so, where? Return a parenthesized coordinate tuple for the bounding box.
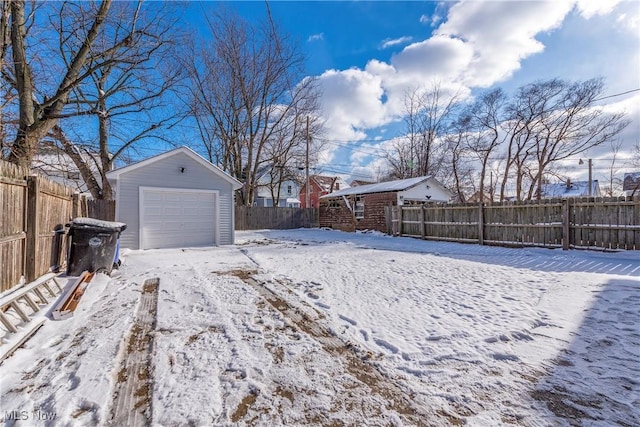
(299, 175, 347, 208)
(319, 176, 451, 233)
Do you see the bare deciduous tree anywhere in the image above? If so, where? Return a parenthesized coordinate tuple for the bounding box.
(2, 1, 184, 199)
(496, 78, 628, 201)
(58, 1, 184, 199)
(182, 6, 322, 206)
(603, 140, 624, 196)
(385, 83, 461, 180)
(526, 79, 628, 200)
(260, 109, 323, 206)
(5, 0, 113, 168)
(464, 88, 506, 204)
(443, 115, 474, 202)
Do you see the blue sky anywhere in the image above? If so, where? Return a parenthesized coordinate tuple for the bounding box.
(186, 1, 640, 183)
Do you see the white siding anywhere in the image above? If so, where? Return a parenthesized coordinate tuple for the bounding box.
(218, 191, 233, 245)
(400, 179, 451, 203)
(115, 151, 236, 249)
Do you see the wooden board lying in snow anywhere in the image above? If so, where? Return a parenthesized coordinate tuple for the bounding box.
(109, 277, 159, 426)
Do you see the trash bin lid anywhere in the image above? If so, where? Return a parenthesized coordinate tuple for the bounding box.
(71, 217, 127, 231)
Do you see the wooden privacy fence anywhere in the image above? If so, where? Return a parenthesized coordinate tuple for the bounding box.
(1, 160, 115, 292)
(390, 197, 640, 250)
(235, 206, 318, 230)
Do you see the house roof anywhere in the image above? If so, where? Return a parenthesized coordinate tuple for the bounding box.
(623, 172, 640, 191)
(310, 175, 338, 191)
(541, 180, 600, 198)
(321, 176, 436, 199)
(303, 175, 350, 193)
(350, 179, 375, 187)
(106, 146, 242, 189)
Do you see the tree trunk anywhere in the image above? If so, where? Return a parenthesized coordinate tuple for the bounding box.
(7, 0, 112, 168)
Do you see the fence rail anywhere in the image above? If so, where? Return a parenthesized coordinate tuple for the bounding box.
(235, 206, 318, 230)
(390, 197, 640, 251)
(1, 160, 115, 292)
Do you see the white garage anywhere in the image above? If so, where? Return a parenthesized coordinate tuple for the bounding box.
(107, 147, 242, 250)
(140, 188, 218, 249)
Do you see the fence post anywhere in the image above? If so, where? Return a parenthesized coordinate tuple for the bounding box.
(397, 205, 403, 236)
(478, 202, 484, 246)
(72, 193, 80, 219)
(420, 204, 426, 239)
(562, 198, 570, 250)
(385, 205, 392, 235)
(25, 175, 39, 282)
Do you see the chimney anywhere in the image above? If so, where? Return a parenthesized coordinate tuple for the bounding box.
(566, 178, 571, 189)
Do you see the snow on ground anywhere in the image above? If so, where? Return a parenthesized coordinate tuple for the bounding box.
(1, 228, 638, 426)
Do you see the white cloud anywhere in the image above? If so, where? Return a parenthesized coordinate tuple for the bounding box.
(316, 68, 388, 141)
(314, 0, 638, 172)
(308, 33, 324, 42)
(420, 7, 445, 27)
(575, 0, 622, 19)
(390, 36, 473, 81)
(380, 36, 413, 49)
(316, 1, 578, 142)
(436, 0, 573, 87)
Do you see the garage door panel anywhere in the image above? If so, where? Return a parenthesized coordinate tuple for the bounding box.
(141, 189, 216, 249)
(163, 207, 183, 216)
(145, 192, 163, 202)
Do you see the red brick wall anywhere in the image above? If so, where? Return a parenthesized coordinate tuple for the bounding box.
(320, 192, 397, 233)
(300, 182, 327, 208)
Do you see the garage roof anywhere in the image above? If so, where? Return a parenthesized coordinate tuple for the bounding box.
(106, 146, 242, 189)
(320, 176, 432, 198)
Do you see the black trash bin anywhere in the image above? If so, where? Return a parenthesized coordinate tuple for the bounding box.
(66, 218, 127, 276)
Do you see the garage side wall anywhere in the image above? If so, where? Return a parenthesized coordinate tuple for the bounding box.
(401, 179, 451, 202)
(320, 192, 397, 233)
(115, 152, 235, 249)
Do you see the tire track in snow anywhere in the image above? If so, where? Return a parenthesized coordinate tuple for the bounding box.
(229, 264, 436, 425)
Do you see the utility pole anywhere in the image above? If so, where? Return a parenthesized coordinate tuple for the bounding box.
(589, 159, 593, 197)
(306, 115, 310, 208)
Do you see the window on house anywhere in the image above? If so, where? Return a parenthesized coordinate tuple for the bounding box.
(67, 171, 80, 180)
(354, 196, 364, 219)
(287, 185, 292, 195)
(328, 199, 341, 209)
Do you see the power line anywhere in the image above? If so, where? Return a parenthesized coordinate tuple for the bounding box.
(593, 88, 640, 102)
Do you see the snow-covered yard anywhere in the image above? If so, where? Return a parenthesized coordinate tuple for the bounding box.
(1, 229, 639, 426)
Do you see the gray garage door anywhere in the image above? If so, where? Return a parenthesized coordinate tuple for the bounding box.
(140, 188, 217, 249)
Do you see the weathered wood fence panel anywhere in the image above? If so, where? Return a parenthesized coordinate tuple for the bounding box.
(393, 197, 640, 250)
(0, 161, 28, 293)
(0, 160, 116, 292)
(235, 207, 318, 230)
(30, 176, 77, 284)
(87, 199, 116, 221)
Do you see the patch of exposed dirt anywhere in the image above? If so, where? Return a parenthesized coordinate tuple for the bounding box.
(531, 389, 594, 422)
(436, 409, 465, 426)
(186, 326, 223, 345)
(274, 386, 294, 403)
(215, 269, 259, 281)
(231, 392, 258, 423)
(221, 268, 432, 426)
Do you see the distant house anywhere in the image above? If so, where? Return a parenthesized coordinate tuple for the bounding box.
(31, 143, 105, 194)
(466, 191, 493, 204)
(254, 167, 301, 207)
(540, 179, 601, 199)
(299, 175, 349, 208)
(623, 172, 640, 196)
(319, 176, 451, 233)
